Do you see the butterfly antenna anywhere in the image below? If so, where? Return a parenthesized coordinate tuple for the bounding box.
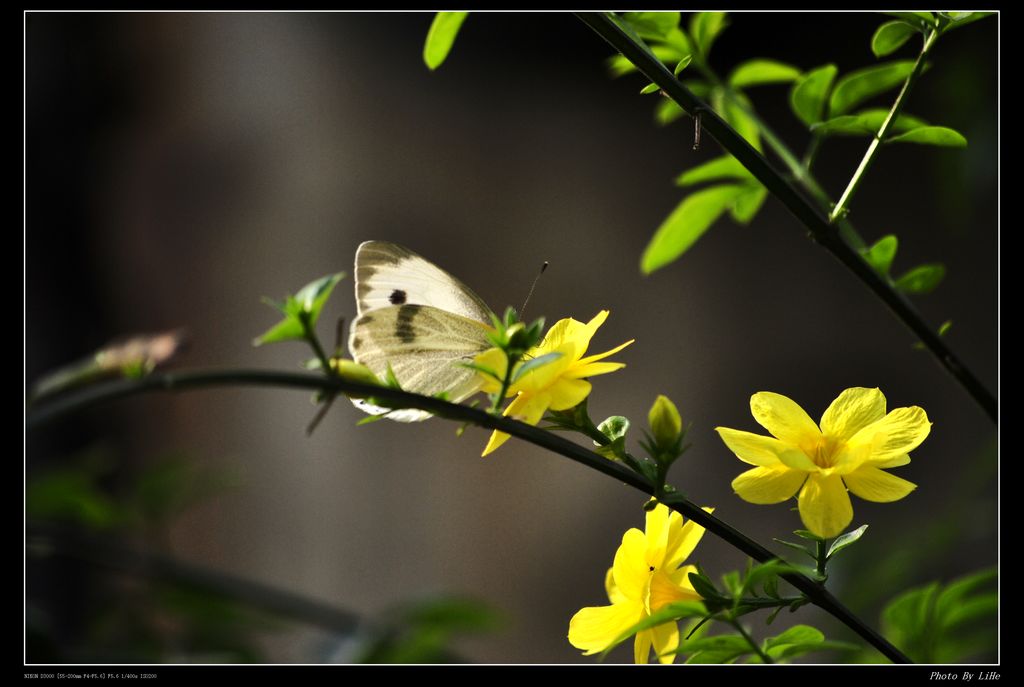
(519, 261, 549, 320)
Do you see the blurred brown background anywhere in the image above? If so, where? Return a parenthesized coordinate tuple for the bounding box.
(26, 12, 997, 663)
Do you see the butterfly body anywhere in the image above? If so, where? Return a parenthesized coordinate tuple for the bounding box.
(349, 241, 496, 421)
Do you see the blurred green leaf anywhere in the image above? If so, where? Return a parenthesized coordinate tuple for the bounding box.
(641, 185, 746, 273)
(655, 99, 685, 125)
(763, 624, 859, 661)
(894, 263, 945, 294)
(887, 126, 967, 147)
(295, 272, 344, 320)
(934, 568, 996, 622)
(27, 470, 123, 530)
(689, 12, 728, 59)
(790, 64, 837, 126)
(883, 12, 936, 29)
(608, 44, 685, 77)
(937, 320, 953, 337)
(812, 110, 928, 136)
(728, 59, 802, 88)
(730, 184, 767, 224)
(622, 11, 680, 39)
(640, 82, 661, 95)
(872, 21, 920, 58)
(830, 60, 916, 115)
(683, 634, 751, 663)
(423, 12, 468, 70)
(674, 55, 693, 76)
(676, 155, 752, 187)
(862, 235, 898, 276)
(714, 89, 761, 151)
(826, 524, 869, 559)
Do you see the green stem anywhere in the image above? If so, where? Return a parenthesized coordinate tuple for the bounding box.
(25, 368, 910, 663)
(300, 313, 334, 375)
(816, 539, 828, 579)
(575, 12, 995, 423)
(492, 350, 519, 414)
(729, 618, 773, 664)
(830, 29, 939, 223)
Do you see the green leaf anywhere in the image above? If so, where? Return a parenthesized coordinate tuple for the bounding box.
(511, 352, 562, 383)
(812, 110, 928, 136)
(253, 314, 305, 347)
(597, 415, 630, 442)
(772, 538, 816, 560)
(683, 635, 752, 663)
(790, 64, 837, 126)
(883, 581, 939, 640)
(655, 99, 685, 125)
(715, 89, 761, 150)
(640, 82, 660, 95)
(872, 21, 920, 58)
(676, 155, 752, 187)
(641, 184, 746, 273)
(826, 524, 869, 559)
(937, 320, 952, 337)
(673, 55, 692, 76)
(883, 12, 936, 30)
(862, 235, 898, 276)
(689, 12, 728, 59)
(937, 11, 994, 34)
(830, 60, 916, 115)
(423, 12, 469, 70)
(607, 44, 685, 77)
(887, 126, 967, 147)
(793, 529, 825, 542)
(894, 263, 945, 294)
(934, 568, 996, 623)
(764, 624, 823, 652)
(729, 59, 802, 89)
(687, 570, 722, 602)
(730, 184, 767, 224)
(622, 11, 680, 40)
(295, 272, 344, 322)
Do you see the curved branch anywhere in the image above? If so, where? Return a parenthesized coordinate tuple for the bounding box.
(27, 368, 910, 662)
(575, 12, 995, 423)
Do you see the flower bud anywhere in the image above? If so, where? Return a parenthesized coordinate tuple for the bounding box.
(648, 394, 683, 449)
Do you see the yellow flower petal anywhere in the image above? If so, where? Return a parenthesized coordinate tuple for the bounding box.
(870, 452, 911, 469)
(667, 563, 699, 592)
(732, 465, 806, 504)
(650, 620, 680, 664)
(750, 392, 822, 446)
(633, 628, 653, 664)
(612, 528, 649, 600)
(847, 406, 931, 464)
(820, 387, 887, 442)
(481, 430, 511, 457)
(715, 427, 792, 467)
(644, 505, 673, 566)
(568, 601, 645, 655)
(664, 509, 711, 570)
(575, 339, 635, 367)
(566, 361, 626, 379)
(473, 347, 509, 394)
(480, 391, 552, 457)
(605, 567, 627, 605)
(547, 378, 592, 411)
(649, 570, 697, 612)
(844, 465, 916, 502)
(510, 343, 575, 394)
(798, 474, 853, 538)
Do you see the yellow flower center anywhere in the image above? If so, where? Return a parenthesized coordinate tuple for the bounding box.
(807, 435, 843, 469)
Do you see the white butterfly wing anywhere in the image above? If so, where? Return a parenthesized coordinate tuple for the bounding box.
(349, 303, 493, 422)
(354, 241, 494, 323)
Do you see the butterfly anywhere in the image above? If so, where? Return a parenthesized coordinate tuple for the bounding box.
(348, 241, 496, 422)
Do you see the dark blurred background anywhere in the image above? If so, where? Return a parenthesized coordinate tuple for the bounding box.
(26, 12, 997, 663)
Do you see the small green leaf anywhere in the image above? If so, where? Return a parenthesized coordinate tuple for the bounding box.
(622, 11, 681, 39)
(607, 44, 685, 77)
(679, 634, 750, 655)
(728, 59, 802, 89)
(687, 570, 722, 601)
(512, 351, 563, 383)
(887, 126, 967, 147)
(640, 82, 661, 95)
(764, 624, 824, 652)
(689, 12, 728, 59)
(862, 235, 898, 276)
(894, 263, 945, 294)
(673, 55, 693, 76)
(793, 529, 824, 542)
(872, 21, 920, 58)
(295, 272, 344, 323)
(827, 524, 869, 559)
(597, 415, 630, 443)
(253, 316, 305, 347)
(830, 60, 916, 115)
(730, 184, 767, 224)
(423, 12, 469, 70)
(676, 155, 752, 187)
(772, 538, 816, 560)
(937, 320, 953, 337)
(641, 185, 747, 273)
(812, 110, 928, 137)
(790, 64, 837, 126)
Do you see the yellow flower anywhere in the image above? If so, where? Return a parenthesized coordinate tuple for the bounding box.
(476, 310, 633, 456)
(716, 387, 931, 538)
(568, 503, 709, 664)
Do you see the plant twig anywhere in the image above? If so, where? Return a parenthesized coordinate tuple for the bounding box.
(830, 29, 939, 222)
(26, 369, 911, 663)
(575, 12, 995, 423)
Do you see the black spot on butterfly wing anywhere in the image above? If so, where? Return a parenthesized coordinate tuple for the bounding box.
(395, 304, 423, 344)
(389, 289, 407, 305)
